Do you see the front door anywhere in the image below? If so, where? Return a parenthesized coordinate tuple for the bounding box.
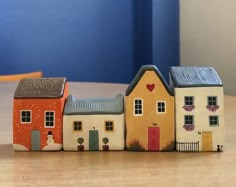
(31, 130, 41, 151)
(89, 130, 99, 151)
(202, 132, 212, 151)
(148, 127, 160, 151)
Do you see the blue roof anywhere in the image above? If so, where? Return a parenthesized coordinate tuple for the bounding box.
(64, 94, 124, 115)
(126, 65, 173, 96)
(169, 66, 223, 87)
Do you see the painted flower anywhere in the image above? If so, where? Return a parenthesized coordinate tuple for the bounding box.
(206, 105, 219, 112)
(183, 105, 195, 112)
(127, 139, 145, 151)
(183, 124, 195, 131)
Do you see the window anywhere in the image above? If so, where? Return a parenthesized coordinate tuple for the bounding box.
(45, 111, 55, 128)
(105, 121, 114, 131)
(208, 96, 217, 106)
(209, 116, 219, 126)
(207, 96, 219, 112)
(183, 115, 195, 131)
(183, 96, 195, 111)
(185, 115, 194, 125)
(185, 96, 194, 106)
(157, 101, 166, 113)
(134, 99, 143, 116)
(21, 110, 31, 123)
(74, 121, 82, 131)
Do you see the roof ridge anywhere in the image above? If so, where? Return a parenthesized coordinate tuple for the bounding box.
(169, 66, 223, 87)
(14, 77, 67, 98)
(64, 94, 124, 115)
(126, 65, 173, 96)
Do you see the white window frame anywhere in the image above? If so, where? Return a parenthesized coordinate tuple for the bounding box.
(44, 111, 55, 128)
(133, 98, 143, 116)
(20, 110, 32, 124)
(156, 101, 166, 114)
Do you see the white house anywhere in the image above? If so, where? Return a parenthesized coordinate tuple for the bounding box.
(169, 67, 225, 152)
(63, 94, 125, 151)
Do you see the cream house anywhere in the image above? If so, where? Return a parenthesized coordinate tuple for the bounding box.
(169, 67, 224, 152)
(63, 94, 124, 151)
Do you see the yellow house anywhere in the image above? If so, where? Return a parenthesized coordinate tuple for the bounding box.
(125, 65, 175, 151)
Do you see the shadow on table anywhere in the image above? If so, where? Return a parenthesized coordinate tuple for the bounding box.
(0, 144, 14, 157)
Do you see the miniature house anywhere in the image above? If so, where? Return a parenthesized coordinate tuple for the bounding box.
(63, 94, 125, 151)
(169, 67, 225, 152)
(125, 65, 175, 151)
(13, 78, 68, 151)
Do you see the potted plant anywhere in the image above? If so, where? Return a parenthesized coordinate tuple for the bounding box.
(77, 137, 84, 151)
(102, 137, 109, 151)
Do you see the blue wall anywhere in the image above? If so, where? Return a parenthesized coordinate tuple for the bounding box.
(133, 0, 153, 74)
(0, 0, 179, 83)
(153, 0, 180, 81)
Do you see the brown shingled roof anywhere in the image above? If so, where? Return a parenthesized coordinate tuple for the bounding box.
(14, 78, 67, 98)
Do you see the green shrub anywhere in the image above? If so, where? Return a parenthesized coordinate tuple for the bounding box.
(77, 137, 84, 145)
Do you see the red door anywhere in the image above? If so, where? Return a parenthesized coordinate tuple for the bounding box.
(148, 127, 160, 151)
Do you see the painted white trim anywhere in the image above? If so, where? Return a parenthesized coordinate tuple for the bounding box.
(156, 101, 166, 114)
(20, 110, 32, 124)
(44, 111, 55, 128)
(133, 98, 143, 116)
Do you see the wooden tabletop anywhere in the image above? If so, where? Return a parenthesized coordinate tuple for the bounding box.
(0, 82, 236, 187)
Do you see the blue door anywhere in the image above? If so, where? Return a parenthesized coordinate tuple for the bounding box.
(89, 130, 99, 151)
(31, 130, 40, 151)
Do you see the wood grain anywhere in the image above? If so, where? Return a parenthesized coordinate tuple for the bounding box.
(0, 82, 236, 186)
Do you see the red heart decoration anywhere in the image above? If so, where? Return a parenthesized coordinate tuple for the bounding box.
(146, 84, 155, 92)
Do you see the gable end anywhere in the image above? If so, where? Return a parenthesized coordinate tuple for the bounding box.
(126, 65, 173, 96)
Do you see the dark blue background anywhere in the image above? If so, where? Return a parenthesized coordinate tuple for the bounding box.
(0, 0, 179, 83)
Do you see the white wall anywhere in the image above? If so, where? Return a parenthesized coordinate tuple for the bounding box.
(63, 114, 125, 151)
(180, 0, 236, 95)
(175, 87, 224, 151)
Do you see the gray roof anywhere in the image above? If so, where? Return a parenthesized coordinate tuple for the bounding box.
(14, 78, 67, 98)
(126, 65, 173, 96)
(169, 66, 223, 87)
(64, 94, 124, 115)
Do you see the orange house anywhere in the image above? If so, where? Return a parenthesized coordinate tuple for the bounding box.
(13, 78, 68, 151)
(125, 65, 175, 151)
